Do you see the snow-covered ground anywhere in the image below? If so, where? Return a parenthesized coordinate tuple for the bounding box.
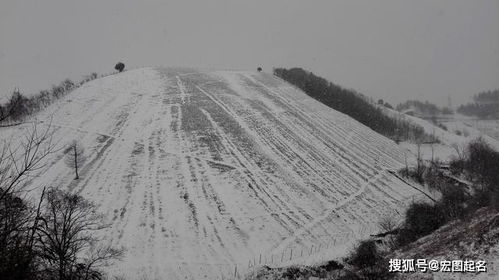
(381, 108, 499, 164)
(0, 67, 430, 279)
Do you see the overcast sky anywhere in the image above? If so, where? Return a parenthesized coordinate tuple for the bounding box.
(1, 0, 498, 106)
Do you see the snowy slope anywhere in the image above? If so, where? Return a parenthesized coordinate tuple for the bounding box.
(381, 107, 499, 163)
(1, 67, 429, 279)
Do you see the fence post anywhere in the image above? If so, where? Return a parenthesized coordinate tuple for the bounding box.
(290, 248, 293, 260)
(234, 266, 237, 279)
(281, 250, 284, 262)
(259, 254, 261, 264)
(309, 245, 313, 255)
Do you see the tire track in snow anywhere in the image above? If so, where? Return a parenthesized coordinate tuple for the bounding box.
(176, 76, 188, 104)
(244, 74, 382, 177)
(199, 107, 298, 234)
(245, 74, 400, 171)
(267, 75, 406, 166)
(269, 169, 388, 256)
(196, 85, 311, 232)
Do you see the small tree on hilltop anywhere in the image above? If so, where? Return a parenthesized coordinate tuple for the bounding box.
(64, 141, 86, 180)
(114, 62, 125, 73)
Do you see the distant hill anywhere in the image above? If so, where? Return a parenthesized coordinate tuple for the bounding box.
(458, 90, 499, 119)
(396, 100, 453, 119)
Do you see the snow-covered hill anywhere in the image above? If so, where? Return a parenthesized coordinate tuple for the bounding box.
(1, 67, 430, 279)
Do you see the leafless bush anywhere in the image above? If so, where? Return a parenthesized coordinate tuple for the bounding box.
(0, 122, 56, 200)
(378, 215, 399, 249)
(36, 188, 122, 280)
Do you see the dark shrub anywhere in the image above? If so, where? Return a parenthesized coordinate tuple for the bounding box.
(395, 228, 418, 247)
(281, 266, 301, 280)
(62, 79, 75, 92)
(51, 84, 65, 99)
(6, 90, 29, 121)
(449, 158, 465, 175)
(349, 240, 380, 269)
(466, 139, 499, 186)
(257, 67, 262, 72)
(439, 185, 467, 220)
(0, 190, 36, 280)
(336, 271, 361, 280)
(468, 188, 491, 212)
(323, 260, 343, 271)
(358, 259, 394, 280)
(115, 62, 125, 72)
(405, 202, 444, 237)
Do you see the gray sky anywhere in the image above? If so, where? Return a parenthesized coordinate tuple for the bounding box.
(1, 0, 498, 106)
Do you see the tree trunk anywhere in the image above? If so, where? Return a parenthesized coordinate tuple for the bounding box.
(74, 146, 79, 180)
(59, 258, 64, 280)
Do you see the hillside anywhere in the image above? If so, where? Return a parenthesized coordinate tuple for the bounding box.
(273, 67, 432, 143)
(392, 207, 499, 280)
(0, 67, 430, 279)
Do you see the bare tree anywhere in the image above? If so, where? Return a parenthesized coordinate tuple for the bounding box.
(0, 89, 23, 125)
(36, 188, 122, 280)
(0, 122, 55, 201)
(64, 141, 86, 180)
(415, 139, 425, 182)
(378, 215, 399, 249)
(0, 122, 55, 279)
